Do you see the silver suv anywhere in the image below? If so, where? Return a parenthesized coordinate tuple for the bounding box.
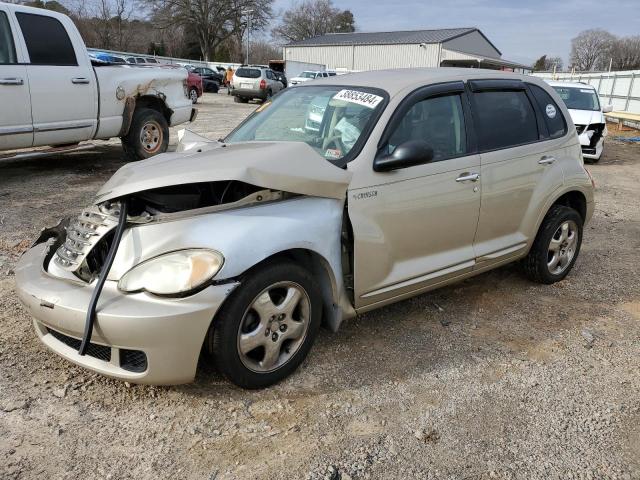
(16, 69, 594, 389)
(231, 66, 284, 103)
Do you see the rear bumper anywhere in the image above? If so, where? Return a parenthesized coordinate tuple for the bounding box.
(169, 105, 195, 126)
(15, 243, 238, 385)
(232, 88, 267, 99)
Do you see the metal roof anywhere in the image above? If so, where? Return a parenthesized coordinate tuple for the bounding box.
(287, 28, 478, 47)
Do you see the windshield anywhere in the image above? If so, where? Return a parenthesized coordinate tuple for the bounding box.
(300, 71, 316, 78)
(226, 85, 386, 163)
(552, 86, 601, 111)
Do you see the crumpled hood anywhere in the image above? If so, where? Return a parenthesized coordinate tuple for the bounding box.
(94, 141, 352, 203)
(568, 109, 604, 126)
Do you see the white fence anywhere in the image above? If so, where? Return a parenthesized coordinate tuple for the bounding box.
(86, 48, 242, 71)
(533, 70, 640, 114)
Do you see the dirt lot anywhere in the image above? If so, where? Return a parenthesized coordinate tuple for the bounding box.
(1, 92, 639, 480)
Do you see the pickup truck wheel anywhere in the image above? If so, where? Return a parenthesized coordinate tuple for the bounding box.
(122, 108, 169, 161)
(209, 261, 322, 389)
(523, 205, 583, 284)
(189, 88, 198, 104)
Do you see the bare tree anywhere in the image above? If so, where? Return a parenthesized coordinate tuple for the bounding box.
(610, 36, 640, 70)
(272, 0, 355, 43)
(569, 29, 616, 71)
(146, 0, 272, 61)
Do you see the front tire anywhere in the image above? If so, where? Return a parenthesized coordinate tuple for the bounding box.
(523, 205, 583, 284)
(121, 107, 169, 161)
(208, 261, 322, 389)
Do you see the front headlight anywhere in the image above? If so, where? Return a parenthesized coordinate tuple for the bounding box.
(118, 249, 224, 296)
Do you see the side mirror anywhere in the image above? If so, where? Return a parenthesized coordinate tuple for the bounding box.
(602, 104, 613, 113)
(374, 140, 434, 172)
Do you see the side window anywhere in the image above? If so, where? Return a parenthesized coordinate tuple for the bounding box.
(266, 70, 273, 80)
(386, 94, 467, 162)
(528, 84, 567, 138)
(471, 90, 538, 151)
(16, 13, 76, 66)
(0, 11, 17, 64)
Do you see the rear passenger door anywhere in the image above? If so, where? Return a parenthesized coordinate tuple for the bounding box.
(350, 82, 482, 309)
(15, 11, 98, 146)
(468, 79, 566, 268)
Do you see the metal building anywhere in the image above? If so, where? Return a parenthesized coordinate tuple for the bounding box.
(283, 28, 531, 73)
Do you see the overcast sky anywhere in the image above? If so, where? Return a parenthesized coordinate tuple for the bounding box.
(272, 0, 640, 65)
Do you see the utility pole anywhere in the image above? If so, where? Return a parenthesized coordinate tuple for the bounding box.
(242, 9, 253, 65)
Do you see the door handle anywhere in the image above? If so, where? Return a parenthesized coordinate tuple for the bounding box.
(538, 155, 556, 165)
(71, 77, 90, 85)
(456, 172, 480, 182)
(0, 77, 24, 86)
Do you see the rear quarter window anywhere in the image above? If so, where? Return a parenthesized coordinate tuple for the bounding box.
(236, 68, 261, 79)
(471, 90, 539, 151)
(16, 12, 77, 66)
(528, 84, 567, 138)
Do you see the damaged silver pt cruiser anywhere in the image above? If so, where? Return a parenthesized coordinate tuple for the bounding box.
(16, 69, 595, 388)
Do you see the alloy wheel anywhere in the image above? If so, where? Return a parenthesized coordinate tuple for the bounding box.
(547, 220, 578, 275)
(236, 281, 311, 373)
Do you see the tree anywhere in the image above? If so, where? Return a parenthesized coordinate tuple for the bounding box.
(609, 36, 640, 70)
(533, 55, 548, 71)
(569, 29, 616, 71)
(146, 0, 273, 61)
(272, 0, 356, 43)
(533, 55, 563, 72)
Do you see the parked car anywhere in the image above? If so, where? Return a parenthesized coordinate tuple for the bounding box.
(289, 70, 330, 85)
(547, 81, 611, 162)
(16, 69, 594, 389)
(0, 3, 195, 160)
(90, 52, 126, 64)
(126, 56, 147, 65)
(186, 70, 203, 104)
(188, 66, 223, 92)
(231, 66, 284, 102)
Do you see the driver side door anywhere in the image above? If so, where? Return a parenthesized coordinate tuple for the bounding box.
(349, 82, 482, 311)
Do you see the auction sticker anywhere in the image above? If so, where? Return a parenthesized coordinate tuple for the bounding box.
(333, 89, 383, 109)
(545, 104, 557, 118)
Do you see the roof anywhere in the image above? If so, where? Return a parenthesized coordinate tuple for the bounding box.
(546, 81, 596, 90)
(300, 67, 547, 97)
(287, 28, 477, 47)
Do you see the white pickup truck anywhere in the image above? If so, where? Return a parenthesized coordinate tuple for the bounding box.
(0, 2, 196, 161)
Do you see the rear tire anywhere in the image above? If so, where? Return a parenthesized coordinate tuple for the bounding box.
(208, 261, 322, 389)
(523, 205, 583, 284)
(121, 107, 169, 161)
(189, 88, 198, 104)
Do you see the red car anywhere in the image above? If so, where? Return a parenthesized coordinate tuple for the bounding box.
(187, 71, 203, 104)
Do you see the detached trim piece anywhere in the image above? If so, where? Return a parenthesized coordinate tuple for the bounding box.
(79, 198, 129, 356)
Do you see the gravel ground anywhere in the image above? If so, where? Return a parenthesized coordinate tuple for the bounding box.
(1, 92, 639, 480)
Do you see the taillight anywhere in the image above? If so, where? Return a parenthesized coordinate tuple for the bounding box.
(259, 79, 266, 90)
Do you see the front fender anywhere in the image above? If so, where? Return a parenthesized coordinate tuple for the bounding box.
(107, 196, 349, 324)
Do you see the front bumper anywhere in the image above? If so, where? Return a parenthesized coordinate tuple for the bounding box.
(581, 138, 604, 160)
(15, 243, 238, 385)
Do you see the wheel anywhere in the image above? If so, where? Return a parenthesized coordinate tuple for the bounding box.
(208, 261, 322, 389)
(233, 96, 248, 104)
(189, 88, 198, 104)
(263, 90, 272, 102)
(523, 205, 583, 284)
(121, 108, 169, 161)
